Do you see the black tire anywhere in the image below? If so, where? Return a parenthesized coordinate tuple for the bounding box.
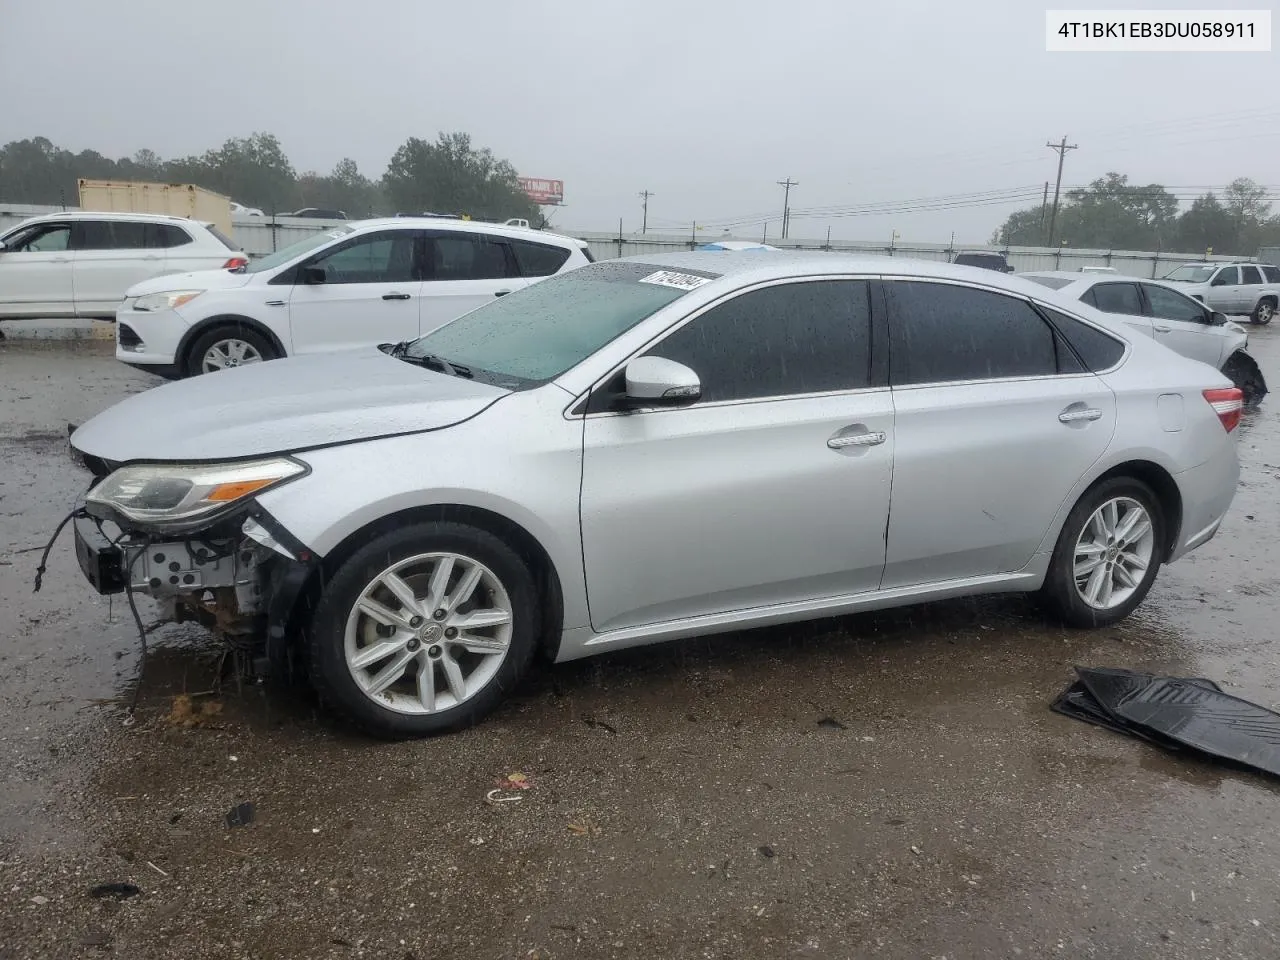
(308, 521, 540, 739)
(1223, 352, 1268, 408)
(185, 323, 277, 377)
(1250, 297, 1275, 325)
(1040, 476, 1165, 629)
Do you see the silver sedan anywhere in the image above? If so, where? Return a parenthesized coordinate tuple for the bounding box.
(68, 254, 1243, 737)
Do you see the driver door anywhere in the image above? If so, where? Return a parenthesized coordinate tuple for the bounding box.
(1142, 282, 1225, 368)
(0, 221, 74, 317)
(287, 229, 425, 354)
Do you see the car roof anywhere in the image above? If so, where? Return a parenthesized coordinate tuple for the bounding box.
(16, 210, 206, 226)
(346, 217, 587, 247)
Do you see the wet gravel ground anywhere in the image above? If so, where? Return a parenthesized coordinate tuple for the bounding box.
(1, 333, 1279, 960)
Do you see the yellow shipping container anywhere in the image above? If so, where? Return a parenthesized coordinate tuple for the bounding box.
(77, 179, 232, 235)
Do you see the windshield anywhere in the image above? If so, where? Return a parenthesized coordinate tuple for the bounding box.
(244, 226, 355, 274)
(1022, 275, 1073, 290)
(404, 261, 720, 384)
(1163, 265, 1215, 283)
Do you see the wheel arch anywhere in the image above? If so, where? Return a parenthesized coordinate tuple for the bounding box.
(1087, 460, 1183, 561)
(177, 314, 288, 373)
(291, 503, 565, 662)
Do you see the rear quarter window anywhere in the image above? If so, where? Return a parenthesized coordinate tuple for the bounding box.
(1039, 305, 1126, 372)
(1262, 265, 1280, 283)
(509, 238, 572, 277)
(205, 224, 240, 250)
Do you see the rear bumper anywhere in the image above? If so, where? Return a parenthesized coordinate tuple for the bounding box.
(1170, 447, 1240, 562)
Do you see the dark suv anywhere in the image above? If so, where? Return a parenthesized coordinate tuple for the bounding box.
(953, 251, 1015, 273)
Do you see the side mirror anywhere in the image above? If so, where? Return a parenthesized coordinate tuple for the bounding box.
(619, 356, 701, 407)
(1210, 273, 1230, 287)
(1210, 311, 1228, 326)
(300, 264, 326, 284)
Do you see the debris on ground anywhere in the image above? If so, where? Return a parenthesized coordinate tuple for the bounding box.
(757, 844, 776, 858)
(496, 772, 531, 790)
(1053, 666, 1280, 777)
(567, 821, 600, 836)
(225, 801, 256, 828)
(162, 693, 224, 728)
(89, 883, 141, 900)
(582, 716, 618, 735)
(816, 716, 847, 730)
(29, 895, 49, 905)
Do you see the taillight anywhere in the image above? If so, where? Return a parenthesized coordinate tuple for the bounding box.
(223, 256, 249, 271)
(1203, 387, 1244, 432)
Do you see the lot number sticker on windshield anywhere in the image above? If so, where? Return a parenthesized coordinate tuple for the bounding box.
(639, 270, 713, 291)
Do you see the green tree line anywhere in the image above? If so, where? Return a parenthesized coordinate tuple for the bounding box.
(994, 173, 1279, 256)
(0, 131, 543, 224)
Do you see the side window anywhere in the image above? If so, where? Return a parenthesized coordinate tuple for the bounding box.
(1240, 265, 1262, 284)
(144, 223, 192, 248)
(7, 224, 71, 252)
(109, 222, 149, 249)
(1142, 284, 1207, 323)
(1210, 266, 1239, 286)
(508, 239, 571, 277)
(1040, 306, 1125, 372)
(1262, 266, 1280, 283)
(645, 280, 872, 403)
(1088, 282, 1143, 315)
(308, 231, 418, 284)
(430, 234, 512, 281)
(73, 221, 116, 250)
(886, 281, 1057, 385)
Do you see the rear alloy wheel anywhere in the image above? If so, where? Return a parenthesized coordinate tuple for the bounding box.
(187, 325, 277, 376)
(309, 522, 539, 738)
(1251, 298, 1275, 325)
(1041, 477, 1164, 628)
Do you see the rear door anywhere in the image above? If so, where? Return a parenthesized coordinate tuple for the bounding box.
(1140, 282, 1224, 367)
(70, 219, 168, 316)
(286, 228, 424, 354)
(579, 278, 893, 632)
(0, 221, 74, 316)
(1080, 281, 1153, 339)
(881, 279, 1115, 588)
(419, 232, 528, 335)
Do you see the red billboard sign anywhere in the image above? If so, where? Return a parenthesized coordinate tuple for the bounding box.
(518, 177, 564, 205)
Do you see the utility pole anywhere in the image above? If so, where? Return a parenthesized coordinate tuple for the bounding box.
(777, 178, 798, 239)
(638, 190, 653, 234)
(1046, 136, 1077, 246)
(1039, 181, 1049, 235)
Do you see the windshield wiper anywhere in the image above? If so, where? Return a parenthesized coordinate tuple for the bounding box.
(400, 351, 472, 379)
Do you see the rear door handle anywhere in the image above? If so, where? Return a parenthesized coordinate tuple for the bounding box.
(1059, 407, 1102, 423)
(382, 292, 411, 301)
(828, 430, 887, 449)
(494, 290, 511, 298)
(1153, 325, 1172, 333)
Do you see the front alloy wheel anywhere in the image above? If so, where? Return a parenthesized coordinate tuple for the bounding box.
(202, 337, 263, 372)
(345, 553, 513, 715)
(309, 521, 539, 738)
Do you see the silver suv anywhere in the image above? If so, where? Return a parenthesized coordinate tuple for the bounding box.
(1161, 261, 1280, 324)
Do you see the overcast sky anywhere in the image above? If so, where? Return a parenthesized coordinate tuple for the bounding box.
(1, 0, 1274, 242)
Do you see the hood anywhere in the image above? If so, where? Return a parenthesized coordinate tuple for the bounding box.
(71, 349, 510, 463)
(125, 268, 256, 298)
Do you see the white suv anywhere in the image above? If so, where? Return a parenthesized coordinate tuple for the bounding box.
(0, 212, 247, 321)
(115, 218, 595, 377)
(1161, 261, 1280, 324)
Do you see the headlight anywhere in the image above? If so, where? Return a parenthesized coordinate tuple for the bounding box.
(87, 457, 306, 526)
(132, 290, 204, 312)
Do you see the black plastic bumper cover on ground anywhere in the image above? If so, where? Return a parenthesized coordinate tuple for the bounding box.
(1053, 666, 1280, 778)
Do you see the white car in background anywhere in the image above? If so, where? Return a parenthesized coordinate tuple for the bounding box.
(0, 212, 247, 321)
(1023, 271, 1267, 405)
(1161, 261, 1280, 325)
(114, 218, 595, 377)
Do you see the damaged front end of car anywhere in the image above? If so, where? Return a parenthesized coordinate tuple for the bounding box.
(68, 451, 317, 675)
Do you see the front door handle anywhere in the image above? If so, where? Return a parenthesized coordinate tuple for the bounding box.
(1153, 324, 1172, 333)
(828, 430, 887, 449)
(494, 290, 511, 298)
(382, 292, 411, 301)
(265, 299, 286, 306)
(1059, 407, 1102, 423)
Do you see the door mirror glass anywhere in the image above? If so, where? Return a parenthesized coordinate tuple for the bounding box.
(622, 356, 701, 406)
(1210, 311, 1229, 326)
(300, 264, 327, 284)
